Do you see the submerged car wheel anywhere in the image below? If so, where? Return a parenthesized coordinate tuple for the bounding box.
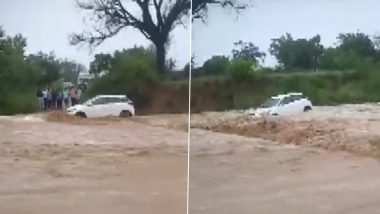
(304, 106, 312, 112)
(75, 112, 87, 118)
(119, 110, 132, 118)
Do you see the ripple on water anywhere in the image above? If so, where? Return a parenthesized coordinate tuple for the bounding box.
(12, 130, 32, 134)
(22, 115, 44, 122)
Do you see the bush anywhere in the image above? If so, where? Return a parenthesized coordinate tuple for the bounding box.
(202, 55, 230, 75)
(229, 59, 256, 81)
(0, 91, 38, 115)
(191, 69, 380, 111)
(83, 47, 159, 108)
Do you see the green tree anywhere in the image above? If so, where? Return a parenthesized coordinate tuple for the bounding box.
(336, 32, 378, 59)
(202, 55, 230, 75)
(232, 40, 265, 63)
(319, 33, 379, 71)
(85, 46, 158, 107)
(319, 48, 359, 70)
(59, 60, 87, 83)
(89, 53, 113, 77)
(27, 52, 61, 86)
(0, 27, 42, 114)
(229, 58, 256, 80)
(269, 33, 323, 70)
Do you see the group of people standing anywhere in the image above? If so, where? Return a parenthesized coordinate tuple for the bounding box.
(36, 86, 82, 110)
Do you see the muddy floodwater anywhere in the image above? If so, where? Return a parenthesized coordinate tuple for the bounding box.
(189, 104, 380, 214)
(0, 113, 187, 214)
(4, 104, 380, 214)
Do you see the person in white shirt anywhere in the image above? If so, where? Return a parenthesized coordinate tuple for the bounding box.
(42, 88, 48, 110)
(77, 88, 82, 100)
(63, 88, 69, 108)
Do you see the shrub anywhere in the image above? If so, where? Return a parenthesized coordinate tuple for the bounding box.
(229, 59, 256, 81)
(82, 47, 159, 108)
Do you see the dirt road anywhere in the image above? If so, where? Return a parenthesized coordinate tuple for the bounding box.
(189, 104, 380, 214)
(0, 114, 187, 214)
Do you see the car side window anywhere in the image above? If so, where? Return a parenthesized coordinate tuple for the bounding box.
(92, 97, 107, 105)
(113, 97, 129, 103)
(107, 97, 123, 103)
(103, 97, 113, 104)
(114, 98, 124, 103)
(290, 95, 298, 102)
(121, 98, 129, 103)
(285, 97, 292, 105)
(291, 95, 304, 101)
(280, 97, 291, 106)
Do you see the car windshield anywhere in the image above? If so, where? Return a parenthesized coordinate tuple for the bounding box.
(82, 98, 94, 105)
(260, 98, 280, 108)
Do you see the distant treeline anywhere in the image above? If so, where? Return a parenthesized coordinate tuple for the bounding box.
(0, 27, 88, 114)
(190, 32, 380, 111)
(0, 27, 188, 115)
(194, 32, 380, 77)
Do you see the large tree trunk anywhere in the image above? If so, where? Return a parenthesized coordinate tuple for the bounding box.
(156, 42, 166, 74)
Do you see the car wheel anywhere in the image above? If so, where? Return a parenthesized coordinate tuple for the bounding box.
(304, 106, 312, 112)
(75, 112, 87, 118)
(119, 110, 132, 118)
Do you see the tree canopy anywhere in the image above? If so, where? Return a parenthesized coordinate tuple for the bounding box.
(194, 32, 380, 76)
(71, 0, 191, 74)
(336, 32, 378, 59)
(89, 53, 113, 76)
(192, 0, 250, 21)
(269, 33, 323, 70)
(232, 40, 265, 62)
(0, 26, 88, 114)
(202, 55, 230, 75)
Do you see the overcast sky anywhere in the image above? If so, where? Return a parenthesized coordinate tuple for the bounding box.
(1, 0, 379, 69)
(0, 0, 190, 69)
(193, 0, 380, 67)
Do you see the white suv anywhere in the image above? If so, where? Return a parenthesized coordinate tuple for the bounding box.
(249, 93, 312, 117)
(67, 95, 135, 118)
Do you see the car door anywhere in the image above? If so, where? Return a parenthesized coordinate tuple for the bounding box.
(300, 96, 309, 112)
(82, 98, 96, 118)
(289, 95, 302, 113)
(277, 97, 290, 115)
(278, 96, 297, 115)
(293, 95, 308, 112)
(86, 97, 108, 118)
(104, 97, 120, 116)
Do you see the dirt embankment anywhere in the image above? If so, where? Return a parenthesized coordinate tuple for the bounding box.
(190, 106, 380, 158)
(138, 83, 189, 115)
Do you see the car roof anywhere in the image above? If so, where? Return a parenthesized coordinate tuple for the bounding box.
(95, 95, 127, 98)
(271, 92, 304, 99)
